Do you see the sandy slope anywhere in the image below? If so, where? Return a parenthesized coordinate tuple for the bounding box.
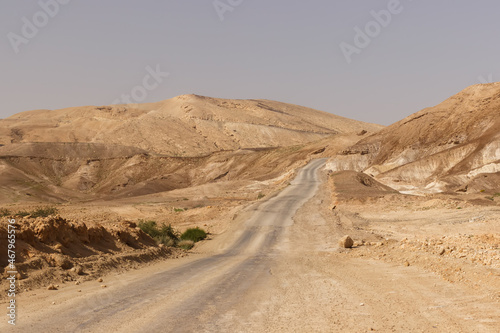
(327, 83, 500, 194)
(0, 95, 382, 203)
(0, 94, 382, 156)
(0, 134, 363, 202)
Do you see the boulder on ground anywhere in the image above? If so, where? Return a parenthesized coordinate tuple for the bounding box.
(339, 235, 354, 248)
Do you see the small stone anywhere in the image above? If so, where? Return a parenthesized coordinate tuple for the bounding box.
(75, 281, 80, 285)
(404, 261, 410, 267)
(47, 284, 58, 290)
(439, 248, 446, 255)
(52, 302, 56, 305)
(339, 235, 354, 248)
(71, 265, 84, 275)
(77, 289, 81, 292)
(101, 285, 107, 288)
(51, 254, 73, 270)
(360, 303, 365, 306)
(97, 278, 103, 283)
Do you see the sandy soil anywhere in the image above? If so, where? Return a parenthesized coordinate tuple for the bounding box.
(2, 160, 499, 332)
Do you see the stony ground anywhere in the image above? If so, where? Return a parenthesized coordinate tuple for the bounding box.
(1, 162, 499, 332)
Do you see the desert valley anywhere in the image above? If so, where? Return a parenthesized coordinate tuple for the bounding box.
(1, 83, 499, 332)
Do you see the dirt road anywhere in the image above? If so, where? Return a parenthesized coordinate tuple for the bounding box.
(3, 159, 500, 332)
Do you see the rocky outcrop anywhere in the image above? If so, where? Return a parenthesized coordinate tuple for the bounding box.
(326, 83, 500, 195)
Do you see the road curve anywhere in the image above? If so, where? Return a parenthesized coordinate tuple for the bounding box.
(14, 158, 327, 333)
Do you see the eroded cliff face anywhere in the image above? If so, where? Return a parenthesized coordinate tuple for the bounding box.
(326, 83, 500, 195)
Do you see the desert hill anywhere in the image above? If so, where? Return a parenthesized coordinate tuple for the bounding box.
(326, 83, 500, 194)
(0, 96, 383, 202)
(0, 94, 382, 156)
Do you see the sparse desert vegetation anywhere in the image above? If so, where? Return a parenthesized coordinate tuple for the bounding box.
(180, 227, 207, 243)
(137, 220, 207, 249)
(177, 240, 195, 250)
(138, 220, 180, 247)
(0, 208, 10, 217)
(0, 206, 59, 218)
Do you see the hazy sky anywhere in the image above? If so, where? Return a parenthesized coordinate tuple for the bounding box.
(1, 1, 499, 125)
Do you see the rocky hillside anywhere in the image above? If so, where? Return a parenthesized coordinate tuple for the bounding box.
(0, 94, 382, 156)
(0, 95, 383, 202)
(326, 83, 500, 194)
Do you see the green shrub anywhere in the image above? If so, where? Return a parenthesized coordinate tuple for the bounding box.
(180, 227, 207, 243)
(159, 224, 179, 241)
(16, 210, 30, 217)
(178, 239, 195, 250)
(138, 220, 179, 246)
(0, 208, 10, 217)
(138, 220, 159, 237)
(257, 192, 265, 199)
(174, 208, 185, 212)
(30, 207, 58, 218)
(154, 235, 176, 247)
(13, 207, 58, 218)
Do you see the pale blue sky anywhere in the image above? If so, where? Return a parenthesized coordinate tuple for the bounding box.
(1, 0, 499, 125)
